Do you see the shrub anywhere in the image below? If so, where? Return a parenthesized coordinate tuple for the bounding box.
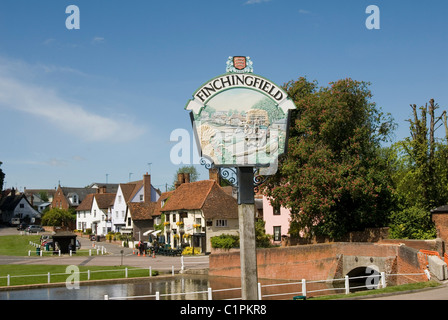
(182, 247, 201, 255)
(389, 206, 436, 239)
(211, 234, 239, 249)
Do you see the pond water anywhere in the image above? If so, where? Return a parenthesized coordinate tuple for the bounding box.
(0, 275, 349, 300)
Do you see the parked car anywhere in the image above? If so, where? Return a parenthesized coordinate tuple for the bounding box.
(9, 218, 20, 227)
(26, 225, 45, 233)
(17, 222, 28, 230)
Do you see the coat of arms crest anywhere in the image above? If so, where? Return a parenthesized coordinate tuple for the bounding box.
(226, 56, 253, 73)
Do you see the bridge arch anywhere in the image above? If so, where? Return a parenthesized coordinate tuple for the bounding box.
(346, 265, 381, 291)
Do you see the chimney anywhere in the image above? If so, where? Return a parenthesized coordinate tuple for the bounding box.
(11, 187, 15, 197)
(97, 186, 107, 194)
(144, 172, 151, 203)
(209, 168, 221, 184)
(175, 172, 191, 189)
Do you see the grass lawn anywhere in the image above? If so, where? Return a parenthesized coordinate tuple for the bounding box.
(310, 280, 441, 300)
(0, 235, 159, 286)
(0, 264, 159, 287)
(0, 235, 41, 256)
(0, 234, 107, 257)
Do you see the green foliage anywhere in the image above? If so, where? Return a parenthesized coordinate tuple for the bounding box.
(255, 219, 272, 248)
(0, 161, 4, 191)
(264, 77, 396, 240)
(169, 165, 199, 190)
(211, 234, 239, 249)
(389, 206, 436, 239)
(42, 208, 75, 226)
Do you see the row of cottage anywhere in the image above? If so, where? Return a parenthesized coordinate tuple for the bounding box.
(0, 170, 290, 253)
(72, 170, 288, 253)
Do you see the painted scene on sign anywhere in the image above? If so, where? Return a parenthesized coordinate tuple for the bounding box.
(193, 88, 288, 167)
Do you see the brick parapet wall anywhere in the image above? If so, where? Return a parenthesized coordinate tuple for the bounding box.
(209, 242, 427, 284)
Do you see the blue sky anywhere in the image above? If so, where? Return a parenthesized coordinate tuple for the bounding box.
(0, 0, 447, 191)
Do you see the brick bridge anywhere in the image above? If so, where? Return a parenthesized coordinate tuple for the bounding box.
(209, 240, 444, 286)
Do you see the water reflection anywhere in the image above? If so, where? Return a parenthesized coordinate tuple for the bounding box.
(0, 275, 347, 300)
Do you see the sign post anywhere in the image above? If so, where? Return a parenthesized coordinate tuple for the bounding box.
(185, 57, 295, 299)
(237, 166, 258, 299)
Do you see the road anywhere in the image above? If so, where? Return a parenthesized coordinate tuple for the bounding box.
(0, 226, 209, 273)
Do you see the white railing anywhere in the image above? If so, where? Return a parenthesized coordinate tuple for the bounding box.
(104, 272, 425, 300)
(28, 241, 107, 256)
(0, 266, 158, 287)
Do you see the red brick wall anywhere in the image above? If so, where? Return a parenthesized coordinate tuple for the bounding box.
(209, 242, 427, 284)
(432, 213, 448, 252)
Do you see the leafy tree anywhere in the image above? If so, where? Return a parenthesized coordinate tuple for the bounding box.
(42, 208, 75, 227)
(263, 77, 396, 240)
(0, 162, 5, 191)
(389, 206, 436, 239)
(169, 165, 199, 190)
(387, 100, 446, 239)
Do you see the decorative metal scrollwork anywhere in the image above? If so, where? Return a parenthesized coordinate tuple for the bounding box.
(200, 158, 269, 191)
(219, 167, 237, 187)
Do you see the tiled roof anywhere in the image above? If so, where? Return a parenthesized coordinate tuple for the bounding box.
(75, 193, 95, 211)
(94, 193, 116, 209)
(152, 191, 174, 217)
(128, 202, 157, 220)
(120, 183, 137, 202)
(0, 194, 25, 211)
(76, 193, 115, 211)
(160, 180, 238, 219)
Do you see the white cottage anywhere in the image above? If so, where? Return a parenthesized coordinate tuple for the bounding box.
(76, 192, 115, 236)
(0, 191, 40, 224)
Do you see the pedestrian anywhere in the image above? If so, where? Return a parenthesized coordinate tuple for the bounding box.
(138, 240, 143, 256)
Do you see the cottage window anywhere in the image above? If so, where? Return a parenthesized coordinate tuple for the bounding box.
(140, 194, 144, 201)
(118, 195, 122, 203)
(19, 203, 24, 208)
(273, 226, 281, 241)
(215, 219, 228, 227)
(273, 204, 281, 215)
(94, 210, 96, 218)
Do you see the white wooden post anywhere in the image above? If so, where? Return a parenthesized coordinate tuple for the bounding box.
(257, 282, 262, 300)
(7, 274, 10, 286)
(172, 265, 174, 276)
(155, 291, 160, 300)
(381, 272, 386, 288)
(88, 270, 91, 281)
(125, 267, 128, 278)
(208, 287, 213, 300)
(28, 250, 31, 256)
(70, 250, 72, 256)
(48, 272, 51, 284)
(104, 295, 109, 300)
(302, 279, 307, 297)
(345, 275, 350, 294)
(59, 250, 61, 256)
(89, 249, 92, 256)
(149, 266, 152, 277)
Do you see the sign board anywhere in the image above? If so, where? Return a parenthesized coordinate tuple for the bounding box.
(185, 57, 295, 172)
